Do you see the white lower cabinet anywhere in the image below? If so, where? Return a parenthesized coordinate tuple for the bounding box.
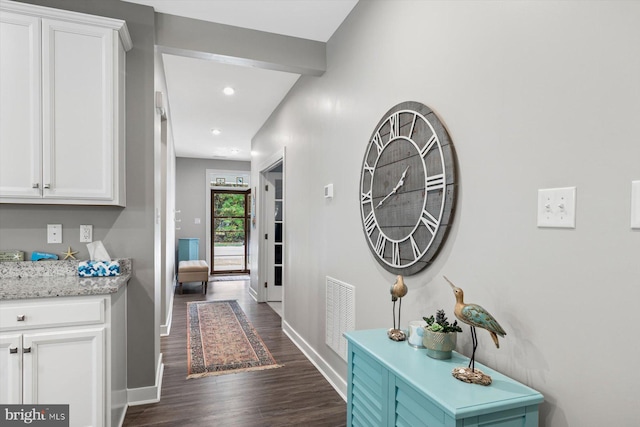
(0, 292, 126, 427)
(26, 328, 105, 426)
(0, 333, 22, 404)
(1, 329, 104, 425)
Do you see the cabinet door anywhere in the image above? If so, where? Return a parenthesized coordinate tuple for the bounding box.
(349, 348, 388, 427)
(394, 377, 448, 427)
(41, 19, 115, 202)
(0, 334, 22, 404)
(23, 328, 105, 427)
(0, 11, 42, 199)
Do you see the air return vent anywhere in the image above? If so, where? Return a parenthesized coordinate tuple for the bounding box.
(326, 276, 355, 361)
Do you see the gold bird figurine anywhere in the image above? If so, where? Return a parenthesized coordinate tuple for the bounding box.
(444, 276, 506, 372)
(388, 275, 408, 341)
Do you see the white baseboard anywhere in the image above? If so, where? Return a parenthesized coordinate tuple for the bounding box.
(160, 287, 175, 336)
(282, 319, 347, 401)
(114, 401, 128, 427)
(127, 353, 164, 406)
(112, 387, 128, 426)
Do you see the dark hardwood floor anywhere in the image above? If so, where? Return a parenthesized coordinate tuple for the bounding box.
(123, 280, 347, 426)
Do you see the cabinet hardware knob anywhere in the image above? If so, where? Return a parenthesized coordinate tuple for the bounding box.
(9, 347, 18, 354)
(32, 183, 39, 189)
(17, 315, 25, 321)
(23, 347, 31, 353)
(44, 184, 51, 189)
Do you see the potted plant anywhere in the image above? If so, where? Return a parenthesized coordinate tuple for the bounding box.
(422, 309, 462, 359)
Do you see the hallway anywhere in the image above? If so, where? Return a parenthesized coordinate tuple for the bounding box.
(123, 280, 346, 426)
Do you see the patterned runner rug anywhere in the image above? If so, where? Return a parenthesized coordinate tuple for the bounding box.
(187, 300, 281, 379)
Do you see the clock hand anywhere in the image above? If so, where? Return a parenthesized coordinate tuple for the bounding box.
(398, 165, 410, 183)
(376, 166, 410, 208)
(376, 188, 397, 208)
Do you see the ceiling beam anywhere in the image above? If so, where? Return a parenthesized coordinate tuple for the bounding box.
(154, 12, 326, 76)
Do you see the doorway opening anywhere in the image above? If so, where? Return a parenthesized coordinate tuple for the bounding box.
(256, 148, 285, 311)
(211, 189, 251, 274)
(263, 162, 283, 304)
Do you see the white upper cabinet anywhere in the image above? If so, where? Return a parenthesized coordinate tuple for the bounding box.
(0, 0, 131, 206)
(0, 10, 41, 200)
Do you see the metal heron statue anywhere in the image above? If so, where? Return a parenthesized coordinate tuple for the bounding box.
(444, 276, 506, 383)
(387, 275, 408, 341)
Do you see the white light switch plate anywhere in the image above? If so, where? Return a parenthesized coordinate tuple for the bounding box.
(537, 187, 576, 228)
(632, 181, 640, 229)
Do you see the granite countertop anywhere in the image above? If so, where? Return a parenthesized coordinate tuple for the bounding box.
(0, 258, 131, 300)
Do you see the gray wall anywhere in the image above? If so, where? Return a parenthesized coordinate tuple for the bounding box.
(251, 1, 640, 426)
(175, 157, 250, 263)
(0, 0, 157, 389)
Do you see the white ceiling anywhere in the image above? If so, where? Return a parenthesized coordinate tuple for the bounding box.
(161, 55, 301, 160)
(122, 0, 359, 161)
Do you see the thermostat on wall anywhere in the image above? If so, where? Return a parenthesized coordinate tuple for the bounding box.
(324, 184, 334, 199)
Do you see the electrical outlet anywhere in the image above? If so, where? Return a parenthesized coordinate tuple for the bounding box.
(47, 224, 62, 243)
(80, 225, 93, 242)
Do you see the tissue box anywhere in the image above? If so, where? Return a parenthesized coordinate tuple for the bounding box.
(78, 261, 120, 277)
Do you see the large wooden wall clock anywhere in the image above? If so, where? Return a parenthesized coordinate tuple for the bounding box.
(359, 101, 457, 276)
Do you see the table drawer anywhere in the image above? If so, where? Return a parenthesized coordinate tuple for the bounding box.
(0, 298, 104, 331)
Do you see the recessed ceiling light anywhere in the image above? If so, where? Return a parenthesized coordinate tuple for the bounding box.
(223, 87, 235, 96)
(211, 128, 221, 136)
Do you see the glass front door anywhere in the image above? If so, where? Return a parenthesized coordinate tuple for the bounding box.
(211, 190, 250, 274)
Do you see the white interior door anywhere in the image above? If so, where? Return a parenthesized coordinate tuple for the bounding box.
(266, 170, 283, 302)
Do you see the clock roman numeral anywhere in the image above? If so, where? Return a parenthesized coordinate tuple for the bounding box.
(420, 209, 440, 235)
(409, 235, 421, 260)
(389, 113, 400, 140)
(372, 132, 384, 154)
(363, 161, 374, 175)
(408, 113, 418, 138)
(426, 173, 445, 192)
(420, 134, 438, 158)
(361, 191, 372, 205)
(375, 233, 387, 257)
(364, 211, 377, 235)
(391, 241, 400, 266)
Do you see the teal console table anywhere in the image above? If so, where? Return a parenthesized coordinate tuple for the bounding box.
(344, 329, 543, 427)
